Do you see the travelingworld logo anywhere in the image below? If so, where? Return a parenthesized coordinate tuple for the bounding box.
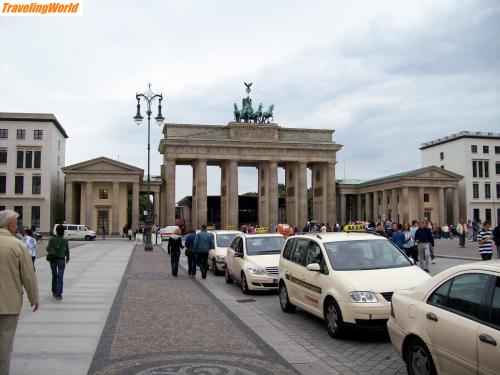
(1, 0, 84, 16)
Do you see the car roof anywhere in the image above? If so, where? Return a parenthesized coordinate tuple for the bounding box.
(210, 230, 241, 234)
(291, 232, 386, 242)
(240, 233, 285, 238)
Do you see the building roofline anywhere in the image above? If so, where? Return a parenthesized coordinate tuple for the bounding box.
(420, 131, 500, 150)
(0, 112, 69, 138)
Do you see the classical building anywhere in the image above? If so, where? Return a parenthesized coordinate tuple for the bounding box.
(421, 131, 500, 225)
(0, 112, 68, 232)
(337, 166, 462, 225)
(62, 157, 162, 234)
(159, 122, 342, 229)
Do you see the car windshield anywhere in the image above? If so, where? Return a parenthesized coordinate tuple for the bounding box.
(246, 236, 285, 255)
(216, 233, 238, 247)
(323, 239, 412, 270)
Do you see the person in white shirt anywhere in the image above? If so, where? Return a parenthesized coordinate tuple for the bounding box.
(21, 228, 37, 269)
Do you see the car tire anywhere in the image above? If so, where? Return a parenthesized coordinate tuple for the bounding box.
(279, 282, 296, 313)
(405, 337, 437, 375)
(85, 235, 91, 241)
(224, 265, 233, 284)
(213, 260, 219, 276)
(241, 273, 250, 294)
(324, 298, 345, 339)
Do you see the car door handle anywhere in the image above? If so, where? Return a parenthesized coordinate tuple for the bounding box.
(479, 334, 497, 346)
(426, 312, 438, 322)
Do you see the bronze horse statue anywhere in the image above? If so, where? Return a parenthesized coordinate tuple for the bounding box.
(262, 104, 274, 123)
(250, 103, 263, 123)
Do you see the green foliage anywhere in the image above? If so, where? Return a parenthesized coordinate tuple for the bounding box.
(127, 194, 151, 225)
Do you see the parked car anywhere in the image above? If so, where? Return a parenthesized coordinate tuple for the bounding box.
(208, 230, 240, 275)
(52, 224, 96, 240)
(159, 225, 179, 240)
(388, 261, 500, 375)
(225, 233, 286, 294)
(278, 232, 430, 338)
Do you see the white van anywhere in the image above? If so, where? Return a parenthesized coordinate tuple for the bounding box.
(52, 224, 96, 240)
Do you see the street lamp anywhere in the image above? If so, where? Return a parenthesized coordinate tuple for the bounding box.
(133, 83, 165, 251)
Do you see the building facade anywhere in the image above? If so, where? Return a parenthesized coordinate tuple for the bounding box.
(0, 112, 68, 233)
(421, 131, 500, 225)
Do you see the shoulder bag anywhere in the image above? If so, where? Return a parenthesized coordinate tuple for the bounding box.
(46, 241, 57, 262)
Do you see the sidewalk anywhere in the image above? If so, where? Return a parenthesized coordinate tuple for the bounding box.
(432, 237, 482, 260)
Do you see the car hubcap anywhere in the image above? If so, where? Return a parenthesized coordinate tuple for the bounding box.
(409, 346, 430, 375)
(327, 305, 338, 332)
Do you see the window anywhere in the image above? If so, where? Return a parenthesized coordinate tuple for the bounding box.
(0, 129, 7, 138)
(471, 145, 477, 153)
(14, 176, 23, 194)
(490, 277, 500, 327)
(32, 176, 41, 194)
(16, 129, 25, 139)
(25, 150, 32, 168)
(472, 161, 477, 178)
(473, 183, 479, 199)
(485, 209, 491, 223)
(33, 130, 43, 139)
(423, 193, 430, 203)
(497, 183, 500, 199)
(290, 238, 309, 266)
(495, 146, 500, 154)
(13, 206, 23, 225)
(485, 183, 491, 199)
(473, 208, 480, 222)
(479, 161, 483, 178)
(99, 189, 109, 199)
(31, 206, 40, 228)
(440, 165, 444, 169)
(429, 273, 491, 320)
(0, 149, 6, 164)
(34, 150, 41, 168)
(496, 163, 500, 175)
(485, 161, 489, 178)
(0, 206, 5, 211)
(440, 152, 444, 160)
(282, 239, 294, 260)
(0, 175, 5, 194)
(306, 241, 328, 274)
(473, 160, 489, 178)
(483, 145, 489, 153)
(16, 150, 23, 168)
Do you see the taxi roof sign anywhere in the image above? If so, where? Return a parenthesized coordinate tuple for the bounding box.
(255, 227, 269, 233)
(343, 224, 366, 232)
(226, 225, 238, 230)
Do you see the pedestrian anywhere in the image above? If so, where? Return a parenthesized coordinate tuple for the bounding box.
(403, 223, 415, 258)
(122, 224, 127, 238)
(456, 218, 467, 248)
(493, 219, 500, 260)
(21, 228, 37, 269)
(184, 229, 197, 276)
(472, 219, 479, 242)
(193, 224, 214, 279)
(0, 210, 39, 375)
(47, 224, 70, 300)
(477, 221, 493, 261)
(392, 223, 407, 250)
(442, 224, 449, 239)
(414, 220, 434, 272)
(320, 223, 327, 233)
(167, 228, 183, 277)
(127, 227, 132, 240)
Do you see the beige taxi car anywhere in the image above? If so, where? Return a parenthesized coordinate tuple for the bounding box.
(278, 232, 430, 338)
(208, 230, 240, 275)
(225, 233, 286, 294)
(388, 261, 500, 375)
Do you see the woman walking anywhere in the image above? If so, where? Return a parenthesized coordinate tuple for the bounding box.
(402, 223, 414, 258)
(22, 228, 37, 269)
(167, 228, 183, 277)
(46, 224, 70, 300)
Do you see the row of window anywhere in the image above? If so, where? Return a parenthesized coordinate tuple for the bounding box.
(471, 208, 499, 224)
(472, 183, 500, 199)
(471, 145, 500, 154)
(0, 205, 42, 228)
(0, 129, 43, 140)
(0, 175, 41, 195)
(0, 149, 42, 168)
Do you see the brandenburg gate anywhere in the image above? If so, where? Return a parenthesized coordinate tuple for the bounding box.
(158, 122, 342, 229)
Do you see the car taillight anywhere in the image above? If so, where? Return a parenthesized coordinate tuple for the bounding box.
(390, 301, 395, 318)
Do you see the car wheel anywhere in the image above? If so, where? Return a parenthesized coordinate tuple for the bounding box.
(279, 282, 296, 313)
(85, 235, 91, 241)
(224, 265, 233, 284)
(405, 337, 437, 375)
(324, 298, 344, 339)
(241, 273, 251, 294)
(213, 260, 218, 276)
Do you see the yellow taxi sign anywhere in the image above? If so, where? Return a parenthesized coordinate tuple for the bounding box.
(226, 225, 238, 230)
(343, 224, 366, 232)
(255, 227, 269, 233)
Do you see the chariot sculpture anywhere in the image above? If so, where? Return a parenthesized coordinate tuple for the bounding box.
(233, 83, 274, 123)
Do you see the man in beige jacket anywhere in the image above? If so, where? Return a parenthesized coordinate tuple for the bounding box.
(0, 210, 39, 375)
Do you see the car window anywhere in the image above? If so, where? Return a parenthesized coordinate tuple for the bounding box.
(67, 225, 77, 231)
(290, 238, 309, 266)
(230, 237, 241, 251)
(216, 233, 238, 247)
(489, 277, 500, 327)
(428, 279, 452, 306)
(246, 236, 285, 256)
(323, 239, 411, 270)
(282, 239, 294, 260)
(306, 241, 328, 274)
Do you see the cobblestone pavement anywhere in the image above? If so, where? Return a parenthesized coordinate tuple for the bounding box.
(87, 245, 298, 375)
(176, 249, 473, 375)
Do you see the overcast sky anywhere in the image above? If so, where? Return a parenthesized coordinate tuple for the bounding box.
(1, 0, 499, 200)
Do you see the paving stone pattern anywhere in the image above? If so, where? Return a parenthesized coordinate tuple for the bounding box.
(87, 246, 297, 375)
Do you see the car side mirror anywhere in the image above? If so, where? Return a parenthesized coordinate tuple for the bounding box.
(234, 252, 243, 258)
(306, 263, 321, 272)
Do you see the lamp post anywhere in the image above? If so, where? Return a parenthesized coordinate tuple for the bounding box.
(133, 83, 165, 251)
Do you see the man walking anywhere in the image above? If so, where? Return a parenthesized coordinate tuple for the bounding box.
(0, 210, 39, 375)
(493, 218, 500, 260)
(414, 219, 434, 272)
(193, 225, 214, 279)
(457, 218, 467, 248)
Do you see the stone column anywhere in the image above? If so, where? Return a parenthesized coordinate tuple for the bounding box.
(391, 189, 398, 222)
(402, 187, 409, 224)
(227, 160, 238, 228)
(165, 159, 176, 226)
(258, 162, 269, 227)
(357, 195, 362, 221)
(132, 182, 139, 230)
(65, 181, 73, 223)
(193, 159, 207, 228)
(326, 162, 337, 226)
(154, 192, 160, 227)
(112, 181, 120, 234)
(268, 161, 278, 227)
(373, 191, 379, 221)
(340, 193, 346, 225)
(381, 190, 388, 221)
(418, 186, 425, 221)
(452, 187, 459, 224)
(297, 162, 308, 227)
(438, 187, 446, 226)
(160, 164, 167, 227)
(365, 193, 372, 221)
(85, 181, 93, 229)
(285, 163, 296, 226)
